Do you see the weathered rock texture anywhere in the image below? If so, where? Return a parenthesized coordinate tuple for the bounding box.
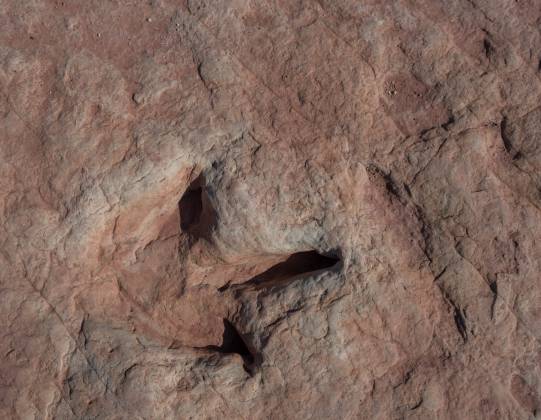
(1, 1, 541, 419)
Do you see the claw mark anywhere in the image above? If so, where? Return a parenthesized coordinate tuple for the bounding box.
(218, 250, 340, 292)
(201, 319, 257, 375)
(489, 279, 498, 320)
(178, 174, 217, 240)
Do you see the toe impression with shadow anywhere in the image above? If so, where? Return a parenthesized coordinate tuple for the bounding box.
(177, 175, 341, 373)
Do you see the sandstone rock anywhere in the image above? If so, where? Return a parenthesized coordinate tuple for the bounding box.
(1, 0, 541, 418)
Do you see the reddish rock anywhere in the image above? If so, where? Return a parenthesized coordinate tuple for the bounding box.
(1, 0, 540, 418)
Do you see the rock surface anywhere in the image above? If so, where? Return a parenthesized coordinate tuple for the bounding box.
(1, 0, 541, 418)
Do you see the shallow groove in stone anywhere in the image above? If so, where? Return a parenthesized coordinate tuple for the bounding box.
(202, 319, 257, 374)
(178, 174, 217, 240)
(219, 250, 340, 292)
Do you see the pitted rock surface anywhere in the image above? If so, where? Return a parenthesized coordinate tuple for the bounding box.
(1, 1, 541, 419)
